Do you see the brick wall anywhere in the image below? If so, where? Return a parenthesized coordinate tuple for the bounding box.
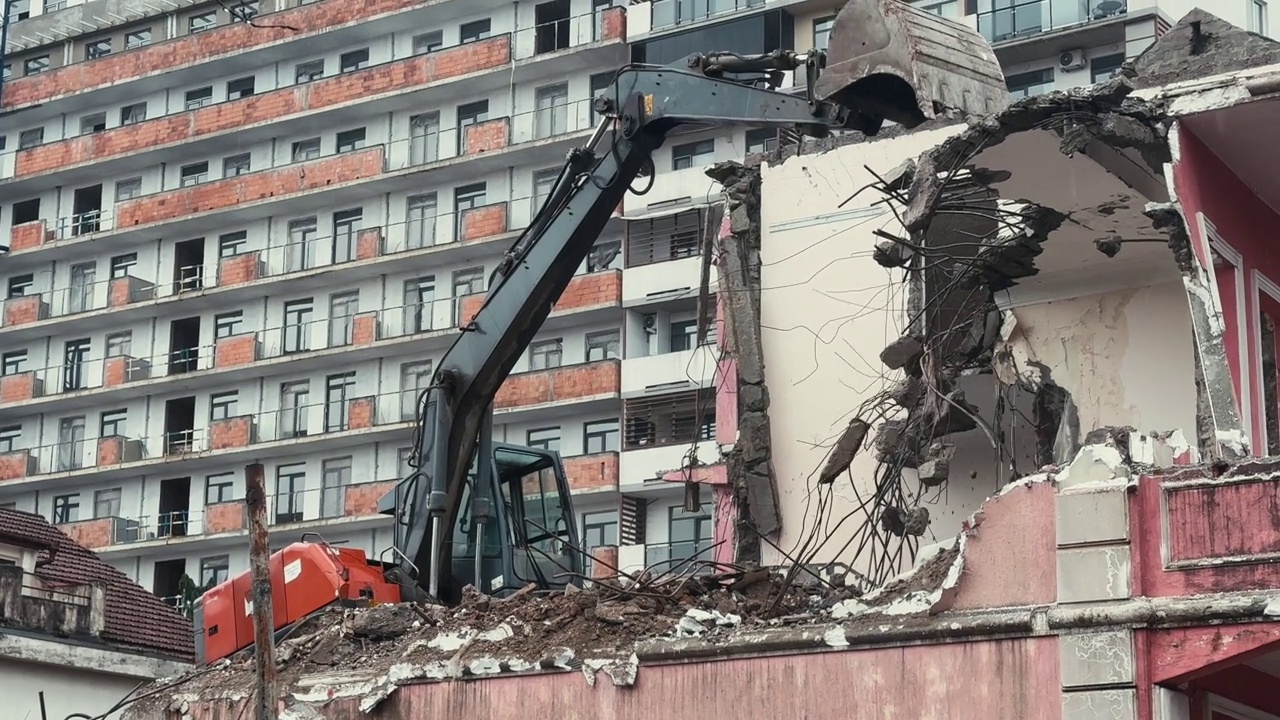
(3, 296, 48, 327)
(355, 228, 383, 261)
(344, 481, 397, 517)
(0, 373, 42, 403)
(590, 545, 619, 581)
(96, 437, 124, 466)
(600, 6, 627, 42)
(0, 452, 34, 482)
(218, 251, 262, 286)
(60, 518, 115, 550)
(494, 359, 620, 409)
(210, 416, 254, 450)
(214, 334, 260, 368)
(9, 220, 49, 251)
(115, 147, 385, 228)
(563, 452, 620, 492)
(352, 313, 379, 346)
(555, 271, 622, 313)
(460, 203, 508, 242)
(348, 397, 375, 430)
(13, 37, 511, 176)
(204, 501, 246, 534)
(464, 117, 510, 156)
(458, 293, 484, 328)
(103, 357, 129, 387)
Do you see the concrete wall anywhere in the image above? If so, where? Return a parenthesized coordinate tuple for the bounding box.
(1, 656, 144, 720)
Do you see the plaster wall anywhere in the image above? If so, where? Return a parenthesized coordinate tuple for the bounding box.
(1, 655, 145, 720)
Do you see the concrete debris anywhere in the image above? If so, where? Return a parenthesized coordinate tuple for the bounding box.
(818, 418, 870, 484)
(880, 334, 924, 370)
(1130, 9, 1280, 90)
(873, 236, 913, 268)
(916, 442, 955, 487)
(879, 505, 930, 537)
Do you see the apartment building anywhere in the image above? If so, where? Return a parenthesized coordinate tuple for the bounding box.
(0, 0, 723, 602)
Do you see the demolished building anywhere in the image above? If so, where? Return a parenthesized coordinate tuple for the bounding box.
(126, 10, 1280, 720)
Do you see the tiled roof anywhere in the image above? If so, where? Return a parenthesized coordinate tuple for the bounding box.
(0, 508, 194, 661)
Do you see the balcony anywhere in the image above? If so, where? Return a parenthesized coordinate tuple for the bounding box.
(0, 565, 105, 638)
(648, 0, 764, 31)
(643, 539, 718, 574)
(977, 0, 1127, 44)
(563, 452, 620, 493)
(459, 269, 623, 326)
(493, 359, 622, 412)
(622, 345, 719, 396)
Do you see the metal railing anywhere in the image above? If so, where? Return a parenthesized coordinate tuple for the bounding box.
(649, 0, 763, 30)
(976, 0, 1127, 43)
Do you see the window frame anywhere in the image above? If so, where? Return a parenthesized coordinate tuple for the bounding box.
(210, 391, 239, 421)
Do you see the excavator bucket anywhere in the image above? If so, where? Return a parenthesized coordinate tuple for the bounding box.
(815, 0, 1009, 131)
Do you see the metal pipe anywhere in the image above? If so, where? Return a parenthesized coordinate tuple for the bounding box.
(245, 462, 278, 720)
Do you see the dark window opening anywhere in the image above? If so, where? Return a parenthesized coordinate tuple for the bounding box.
(168, 316, 202, 375)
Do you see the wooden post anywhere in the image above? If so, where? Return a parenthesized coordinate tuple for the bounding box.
(245, 462, 278, 720)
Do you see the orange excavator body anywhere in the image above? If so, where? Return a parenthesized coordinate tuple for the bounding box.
(195, 542, 400, 664)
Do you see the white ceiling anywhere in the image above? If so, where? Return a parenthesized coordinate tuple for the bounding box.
(1183, 98, 1280, 215)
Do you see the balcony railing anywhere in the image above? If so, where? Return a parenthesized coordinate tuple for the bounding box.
(650, 0, 763, 30)
(976, 0, 1127, 44)
(644, 539, 717, 574)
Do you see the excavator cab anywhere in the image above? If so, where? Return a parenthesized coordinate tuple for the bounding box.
(445, 443, 582, 598)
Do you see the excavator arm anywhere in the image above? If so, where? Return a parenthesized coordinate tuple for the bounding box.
(385, 0, 1009, 603)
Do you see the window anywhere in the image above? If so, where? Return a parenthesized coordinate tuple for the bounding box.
(399, 361, 432, 420)
(813, 15, 835, 50)
(589, 71, 612, 121)
(1254, 0, 1269, 34)
(745, 128, 777, 156)
(24, 56, 49, 75)
(587, 239, 621, 272)
(1090, 54, 1125, 85)
(13, 198, 40, 225)
(622, 389, 715, 448)
(532, 167, 558, 213)
(125, 29, 151, 49)
(7, 274, 33, 298)
(0, 426, 20, 453)
(99, 409, 126, 437)
(534, 83, 569, 139)
(215, 311, 243, 338)
(332, 208, 362, 263)
(8, 0, 28, 20)
(292, 137, 321, 162)
(93, 488, 122, 518)
(328, 291, 359, 346)
(189, 11, 216, 33)
(324, 372, 355, 432)
(283, 299, 313, 353)
(917, 1, 961, 18)
(460, 18, 491, 43)
(529, 339, 563, 370)
(180, 162, 209, 187)
(210, 391, 238, 420)
(120, 102, 147, 125)
(413, 30, 442, 54)
(63, 340, 90, 391)
(670, 317, 714, 351)
(406, 193, 438, 248)
(85, 39, 111, 60)
(454, 182, 487, 214)
(666, 505, 712, 564)
(18, 128, 43, 149)
(223, 153, 251, 176)
(336, 127, 366, 153)
(398, 447, 413, 478)
(185, 86, 213, 110)
(229, 0, 258, 22)
(452, 267, 484, 322)
(115, 177, 142, 202)
(1, 351, 26, 376)
(582, 510, 618, 548)
(409, 112, 440, 165)
(456, 100, 489, 154)
(402, 276, 435, 334)
(584, 419, 620, 453)
(526, 427, 561, 452)
(280, 381, 310, 438)
(275, 464, 306, 523)
(206, 472, 234, 504)
(626, 209, 702, 266)
(219, 231, 247, 257)
(106, 332, 132, 357)
(340, 48, 369, 73)
(197, 556, 231, 590)
(295, 59, 324, 84)
(287, 217, 318, 272)
(321, 456, 352, 517)
(110, 253, 137, 278)
(672, 139, 715, 170)
(1006, 68, 1055, 99)
(585, 330, 620, 361)
(80, 112, 106, 135)
(227, 76, 255, 99)
(52, 494, 80, 524)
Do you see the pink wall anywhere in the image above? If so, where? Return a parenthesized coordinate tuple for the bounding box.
(187, 637, 1061, 720)
(1174, 126, 1280, 452)
(950, 481, 1058, 610)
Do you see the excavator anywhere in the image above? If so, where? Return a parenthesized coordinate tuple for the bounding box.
(194, 0, 1009, 664)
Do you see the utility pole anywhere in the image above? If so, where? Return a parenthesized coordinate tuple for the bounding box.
(245, 462, 278, 720)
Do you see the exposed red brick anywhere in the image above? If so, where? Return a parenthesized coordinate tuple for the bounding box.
(210, 416, 254, 450)
(460, 202, 508, 242)
(347, 397, 375, 430)
(60, 518, 116, 549)
(564, 452, 620, 492)
(494, 360, 620, 409)
(204, 501, 246, 535)
(97, 437, 124, 466)
(115, 148, 384, 228)
(352, 313, 379, 346)
(3, 295, 48, 327)
(13, 37, 511, 176)
(218, 251, 262, 286)
(9, 220, 50, 251)
(107, 277, 134, 307)
(0, 372, 41, 404)
(601, 6, 627, 42)
(464, 117, 509, 155)
(590, 545, 619, 580)
(458, 293, 484, 328)
(103, 357, 131, 387)
(554, 271, 622, 313)
(355, 228, 382, 260)
(344, 480, 397, 517)
(214, 334, 260, 368)
(0, 451, 35, 481)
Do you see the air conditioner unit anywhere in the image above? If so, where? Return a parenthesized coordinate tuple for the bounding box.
(1059, 49, 1087, 72)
